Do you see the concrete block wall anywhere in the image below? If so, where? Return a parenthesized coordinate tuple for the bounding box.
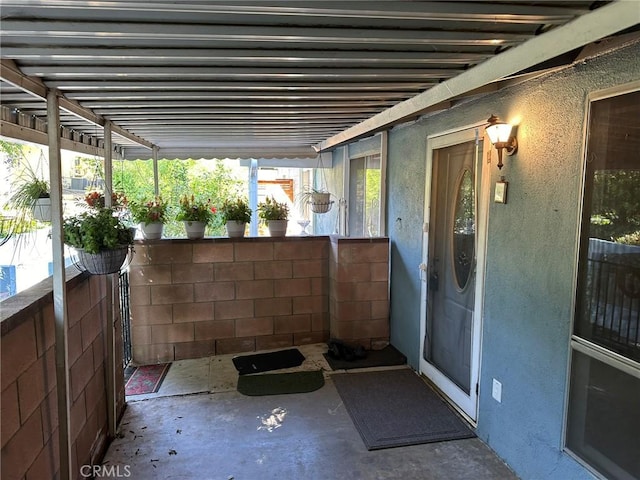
(129, 237, 331, 364)
(329, 237, 390, 350)
(1, 271, 125, 480)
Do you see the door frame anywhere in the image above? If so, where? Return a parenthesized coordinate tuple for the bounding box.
(419, 123, 491, 424)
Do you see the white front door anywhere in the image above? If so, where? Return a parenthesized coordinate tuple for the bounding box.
(419, 126, 489, 422)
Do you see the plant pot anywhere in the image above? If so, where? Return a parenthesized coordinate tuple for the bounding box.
(75, 246, 129, 275)
(226, 221, 247, 238)
(267, 219, 288, 237)
(183, 220, 206, 239)
(140, 222, 163, 240)
(309, 192, 333, 214)
(32, 197, 52, 222)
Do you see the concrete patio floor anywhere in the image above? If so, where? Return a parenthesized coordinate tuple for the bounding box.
(104, 345, 517, 479)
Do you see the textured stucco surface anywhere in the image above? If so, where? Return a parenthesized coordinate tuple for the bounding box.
(384, 40, 640, 479)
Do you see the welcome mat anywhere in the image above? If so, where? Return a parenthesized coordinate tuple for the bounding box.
(324, 344, 407, 370)
(125, 363, 171, 396)
(232, 348, 305, 375)
(332, 368, 475, 450)
(237, 370, 325, 396)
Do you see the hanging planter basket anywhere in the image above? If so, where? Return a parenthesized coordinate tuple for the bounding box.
(304, 192, 334, 214)
(75, 246, 130, 275)
(32, 197, 52, 222)
(310, 200, 334, 214)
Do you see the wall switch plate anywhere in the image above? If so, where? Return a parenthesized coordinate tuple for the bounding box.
(492, 379, 502, 403)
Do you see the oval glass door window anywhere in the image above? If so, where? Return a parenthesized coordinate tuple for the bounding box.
(452, 169, 475, 290)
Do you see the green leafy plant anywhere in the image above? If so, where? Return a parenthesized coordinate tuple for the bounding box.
(129, 197, 168, 225)
(258, 196, 289, 221)
(175, 195, 215, 224)
(615, 230, 640, 246)
(63, 208, 134, 254)
(219, 197, 252, 224)
(9, 176, 50, 211)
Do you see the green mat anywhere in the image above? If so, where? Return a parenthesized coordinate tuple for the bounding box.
(237, 370, 325, 396)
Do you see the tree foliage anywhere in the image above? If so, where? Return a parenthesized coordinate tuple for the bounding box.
(589, 170, 640, 243)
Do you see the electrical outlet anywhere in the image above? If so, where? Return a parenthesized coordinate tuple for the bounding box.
(492, 379, 502, 403)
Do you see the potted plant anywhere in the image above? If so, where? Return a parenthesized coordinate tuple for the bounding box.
(62, 207, 134, 274)
(84, 190, 128, 210)
(298, 186, 334, 214)
(176, 195, 215, 239)
(10, 176, 51, 222)
(258, 196, 289, 237)
(129, 196, 167, 240)
(219, 197, 252, 238)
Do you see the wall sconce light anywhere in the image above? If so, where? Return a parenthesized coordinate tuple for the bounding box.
(486, 114, 518, 169)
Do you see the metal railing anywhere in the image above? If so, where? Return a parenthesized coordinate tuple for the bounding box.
(584, 254, 640, 361)
(119, 270, 132, 368)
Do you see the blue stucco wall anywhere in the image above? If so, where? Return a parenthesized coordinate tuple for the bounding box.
(384, 40, 640, 479)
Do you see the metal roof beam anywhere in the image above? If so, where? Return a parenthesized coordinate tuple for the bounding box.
(0, 1, 587, 23)
(320, 0, 640, 150)
(0, 59, 155, 150)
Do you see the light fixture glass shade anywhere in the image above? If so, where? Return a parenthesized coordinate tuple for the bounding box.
(486, 122, 513, 144)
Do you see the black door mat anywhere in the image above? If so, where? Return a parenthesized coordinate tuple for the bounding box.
(232, 348, 305, 375)
(237, 370, 325, 396)
(323, 344, 407, 370)
(332, 368, 475, 450)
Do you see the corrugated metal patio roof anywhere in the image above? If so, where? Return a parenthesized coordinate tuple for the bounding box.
(0, 1, 636, 160)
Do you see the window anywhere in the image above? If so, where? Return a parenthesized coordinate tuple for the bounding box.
(349, 153, 382, 237)
(566, 87, 640, 480)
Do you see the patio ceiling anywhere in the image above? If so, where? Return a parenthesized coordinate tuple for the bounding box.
(0, 1, 636, 160)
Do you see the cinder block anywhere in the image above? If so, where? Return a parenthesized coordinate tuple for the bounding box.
(173, 302, 214, 323)
(172, 263, 213, 284)
(274, 314, 311, 334)
(129, 264, 172, 286)
(194, 282, 235, 302)
(292, 295, 327, 315)
(234, 242, 273, 261)
(214, 262, 254, 281)
(35, 305, 55, 357)
(1, 407, 44, 480)
(214, 300, 254, 320)
(151, 323, 194, 344)
(70, 346, 94, 402)
(254, 260, 292, 279)
(292, 259, 327, 278)
(150, 284, 194, 305)
(215, 337, 256, 355)
(129, 285, 151, 306)
(235, 280, 274, 299)
(17, 349, 56, 423)
(274, 278, 311, 297)
(130, 304, 173, 325)
(255, 334, 293, 351)
(1, 382, 20, 449)
(132, 344, 174, 364)
(235, 317, 274, 337)
(293, 331, 327, 345)
(148, 243, 193, 264)
(174, 341, 215, 360)
(192, 243, 233, 263)
(194, 319, 234, 341)
(1, 318, 37, 392)
(255, 297, 291, 317)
